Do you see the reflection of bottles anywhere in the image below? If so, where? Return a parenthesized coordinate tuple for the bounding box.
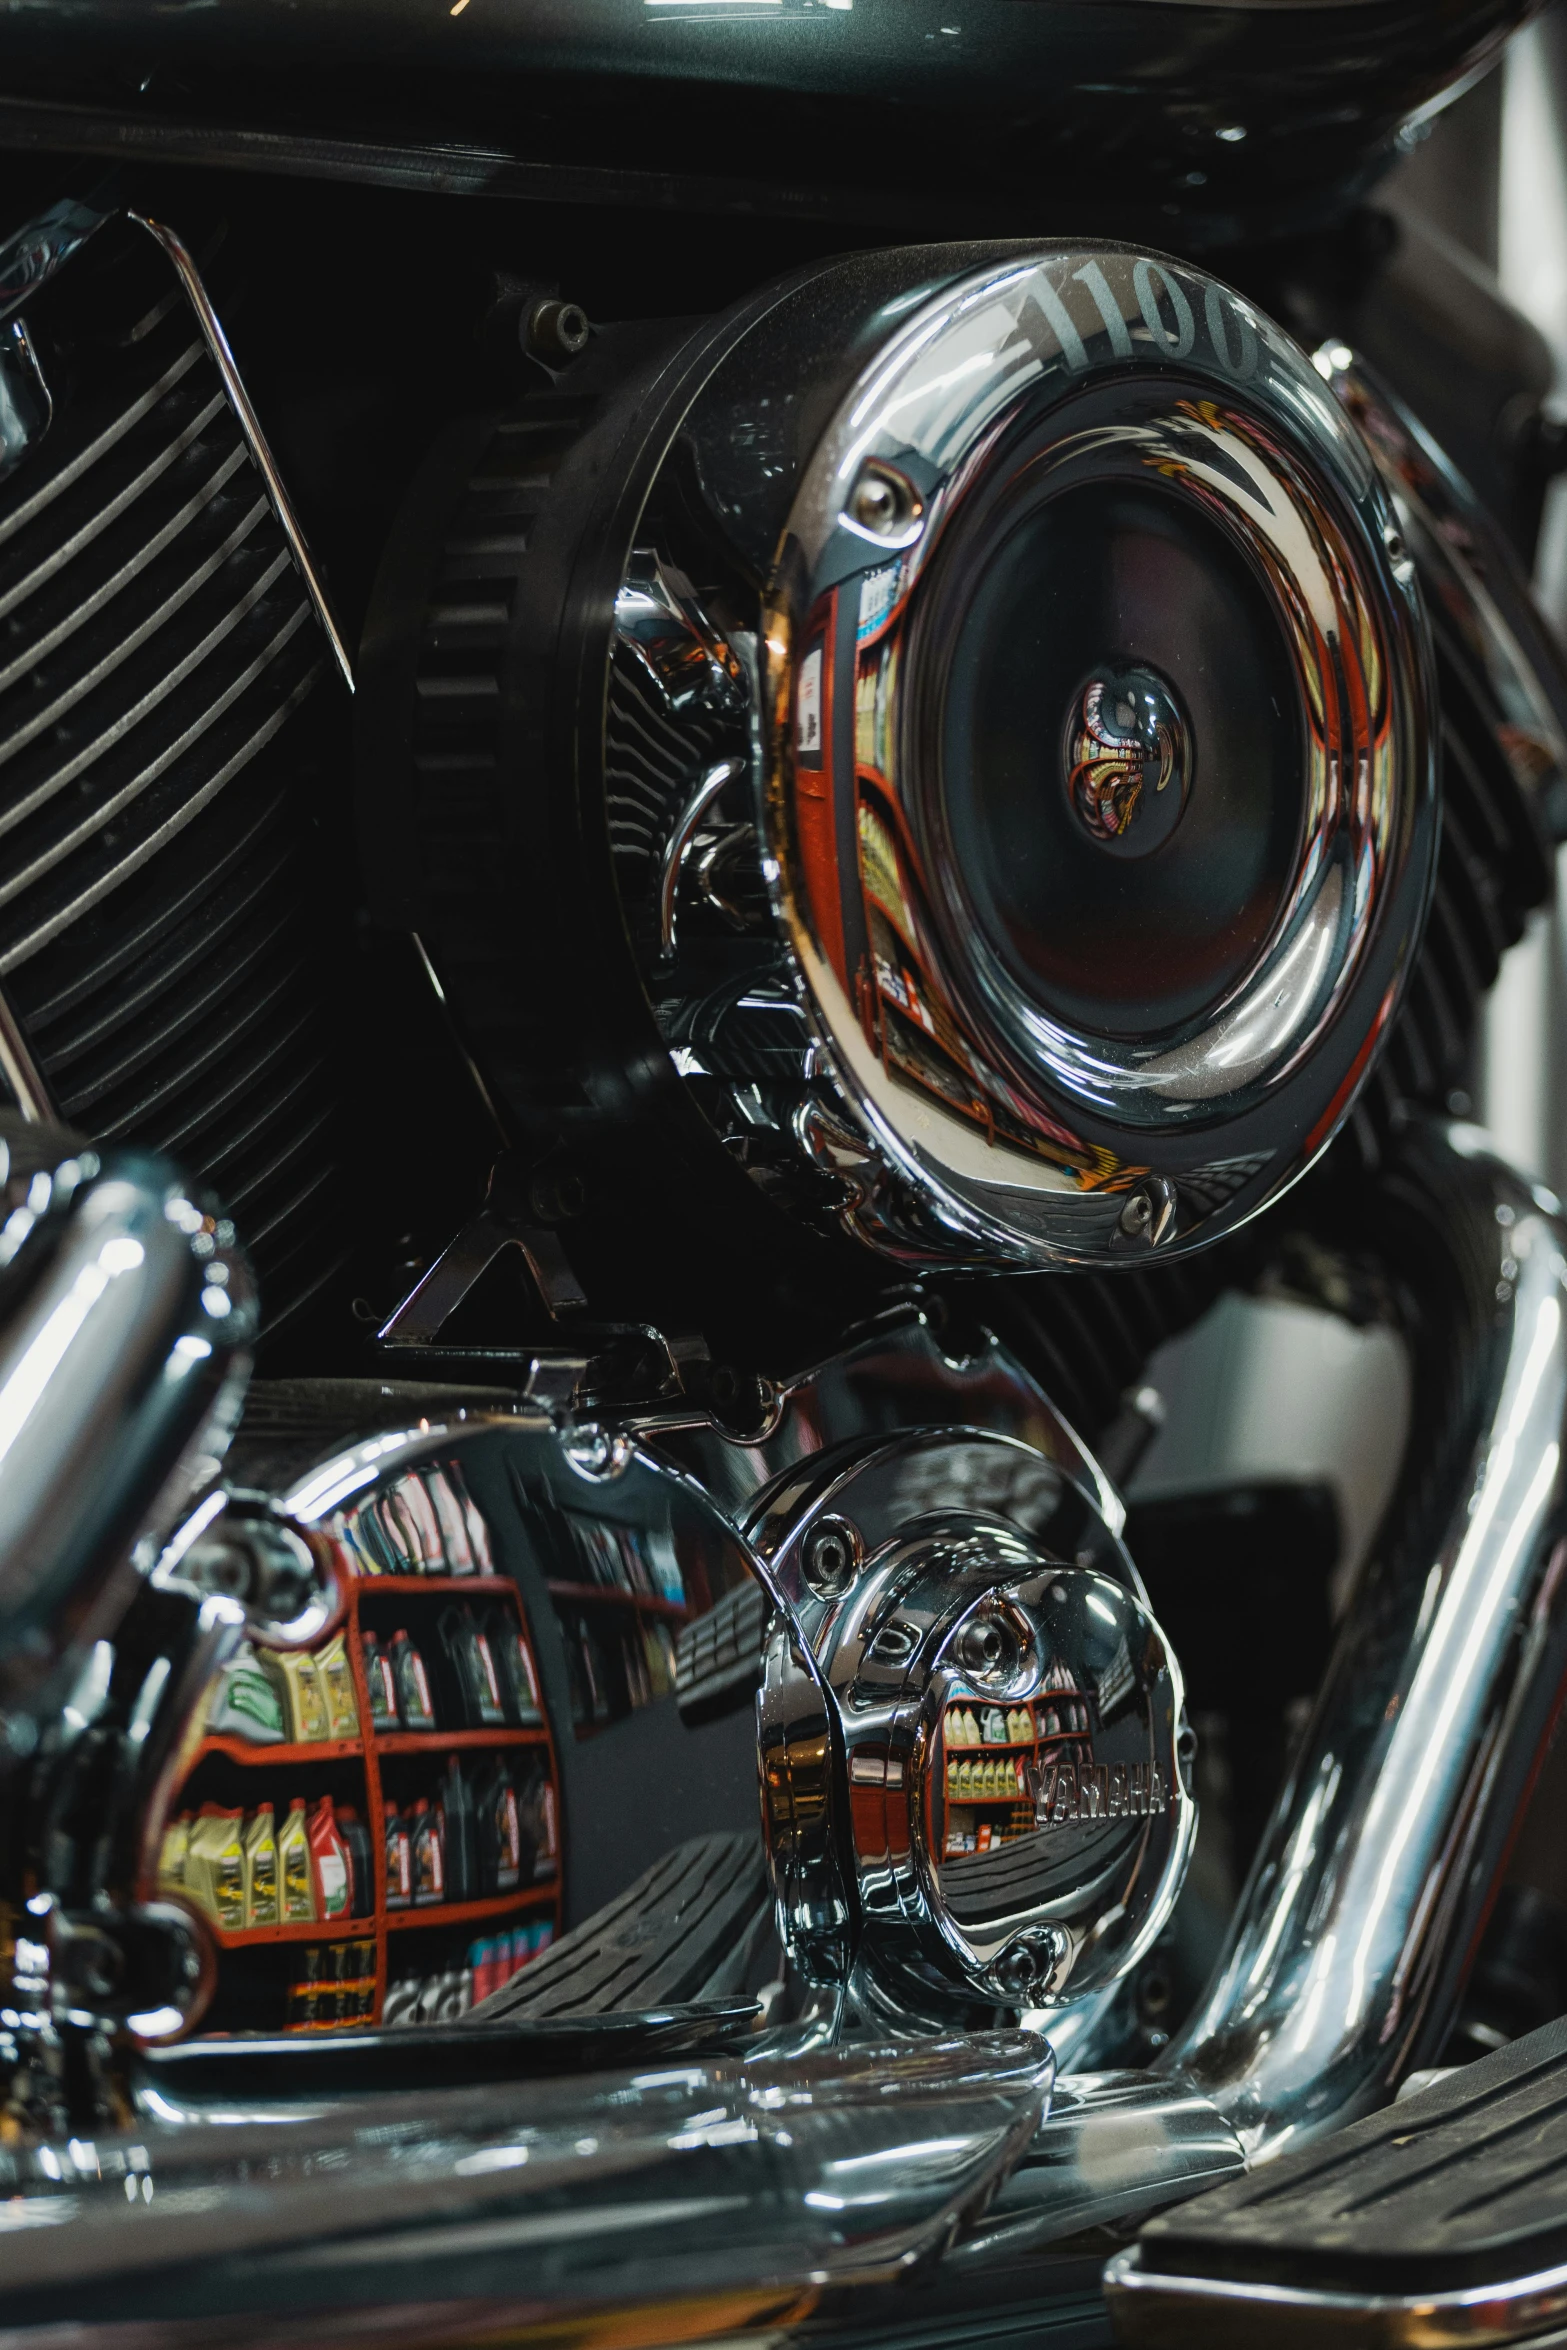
(307, 1796, 352, 1922)
(280, 1798, 315, 1923)
(443, 1755, 476, 1903)
(244, 1804, 278, 1928)
(269, 1650, 330, 1744)
(488, 1611, 543, 1726)
(982, 1706, 1006, 1744)
(158, 1813, 190, 1894)
(336, 1805, 374, 1919)
(317, 1635, 359, 1739)
(384, 1802, 412, 1908)
(360, 1632, 397, 1728)
(412, 1799, 444, 1906)
(390, 1630, 437, 1731)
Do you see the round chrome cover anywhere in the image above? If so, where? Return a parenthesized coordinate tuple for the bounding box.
(760, 244, 1436, 1266)
(749, 1431, 1193, 2019)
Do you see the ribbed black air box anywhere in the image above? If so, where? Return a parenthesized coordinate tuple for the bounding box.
(0, 215, 349, 1338)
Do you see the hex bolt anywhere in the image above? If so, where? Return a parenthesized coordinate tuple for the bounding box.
(1118, 1176, 1178, 1247)
(955, 1607, 1025, 1686)
(802, 1514, 860, 1600)
(989, 1926, 1065, 2001)
(847, 461, 922, 542)
(526, 298, 591, 365)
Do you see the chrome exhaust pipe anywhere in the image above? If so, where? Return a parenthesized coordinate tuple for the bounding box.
(1159, 1120, 1567, 2161)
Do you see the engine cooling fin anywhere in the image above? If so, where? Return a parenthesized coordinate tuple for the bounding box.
(0, 217, 351, 1337)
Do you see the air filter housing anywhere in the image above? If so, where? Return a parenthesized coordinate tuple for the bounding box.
(361, 242, 1438, 1333)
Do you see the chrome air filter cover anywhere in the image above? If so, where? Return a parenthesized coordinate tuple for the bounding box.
(365, 240, 1437, 1329)
(740, 248, 1437, 1266)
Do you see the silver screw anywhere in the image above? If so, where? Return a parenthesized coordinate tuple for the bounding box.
(802, 1515, 860, 1600)
(847, 463, 921, 542)
(1118, 1177, 1178, 1247)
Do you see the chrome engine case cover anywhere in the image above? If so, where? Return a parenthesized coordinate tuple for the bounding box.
(749, 1429, 1193, 2018)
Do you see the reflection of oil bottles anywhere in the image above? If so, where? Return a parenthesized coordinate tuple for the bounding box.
(438, 1604, 507, 1730)
(442, 1755, 476, 1903)
(280, 1797, 315, 1923)
(412, 1798, 444, 1906)
(486, 1609, 543, 1726)
(390, 1630, 437, 1731)
(336, 1805, 374, 1918)
(360, 1632, 397, 1728)
(473, 1757, 521, 1893)
(243, 1804, 278, 1928)
(384, 1802, 412, 1909)
(562, 1611, 610, 1729)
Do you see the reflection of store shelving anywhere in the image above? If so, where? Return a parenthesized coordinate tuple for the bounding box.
(547, 1581, 689, 1623)
(939, 1687, 1093, 1857)
(524, 1485, 696, 1741)
(200, 1737, 366, 1767)
(386, 1890, 552, 1934)
(168, 1461, 564, 2036)
(375, 1727, 549, 1756)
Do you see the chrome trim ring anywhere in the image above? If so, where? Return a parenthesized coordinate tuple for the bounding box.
(761, 245, 1437, 1266)
(1104, 2243, 1567, 2350)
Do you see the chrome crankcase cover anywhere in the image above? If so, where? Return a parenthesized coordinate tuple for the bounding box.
(657, 242, 1438, 1269)
(748, 1431, 1193, 2019)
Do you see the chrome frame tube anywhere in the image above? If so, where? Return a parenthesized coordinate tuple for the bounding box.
(0, 1137, 257, 1737)
(1165, 1119, 1567, 2160)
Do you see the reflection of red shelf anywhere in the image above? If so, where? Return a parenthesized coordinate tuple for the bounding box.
(375, 1728, 547, 1754)
(350, 1576, 515, 1596)
(946, 1794, 1033, 1807)
(547, 1580, 688, 1621)
(385, 1885, 557, 1932)
(198, 1736, 366, 1766)
(947, 1740, 1041, 1756)
(213, 1914, 376, 1947)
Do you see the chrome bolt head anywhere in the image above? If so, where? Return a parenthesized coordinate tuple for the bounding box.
(1118, 1177, 1178, 1247)
(846, 461, 923, 543)
(802, 1514, 860, 1600)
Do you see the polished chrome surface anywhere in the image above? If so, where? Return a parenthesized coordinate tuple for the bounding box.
(0, 314, 51, 487)
(602, 246, 1436, 1277)
(660, 755, 747, 958)
(744, 245, 1433, 1269)
(0, 1129, 256, 1742)
(745, 1428, 1192, 2017)
(0, 2033, 1055, 2330)
(0, 187, 115, 329)
(1065, 666, 1192, 855)
(1166, 1121, 1567, 2159)
(0, 4, 1528, 267)
(1317, 338, 1567, 835)
(954, 2071, 1245, 2266)
(161, 1492, 346, 1649)
(645, 1306, 1127, 1542)
(129, 214, 354, 694)
(1106, 2245, 1567, 2349)
(0, 968, 56, 1122)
